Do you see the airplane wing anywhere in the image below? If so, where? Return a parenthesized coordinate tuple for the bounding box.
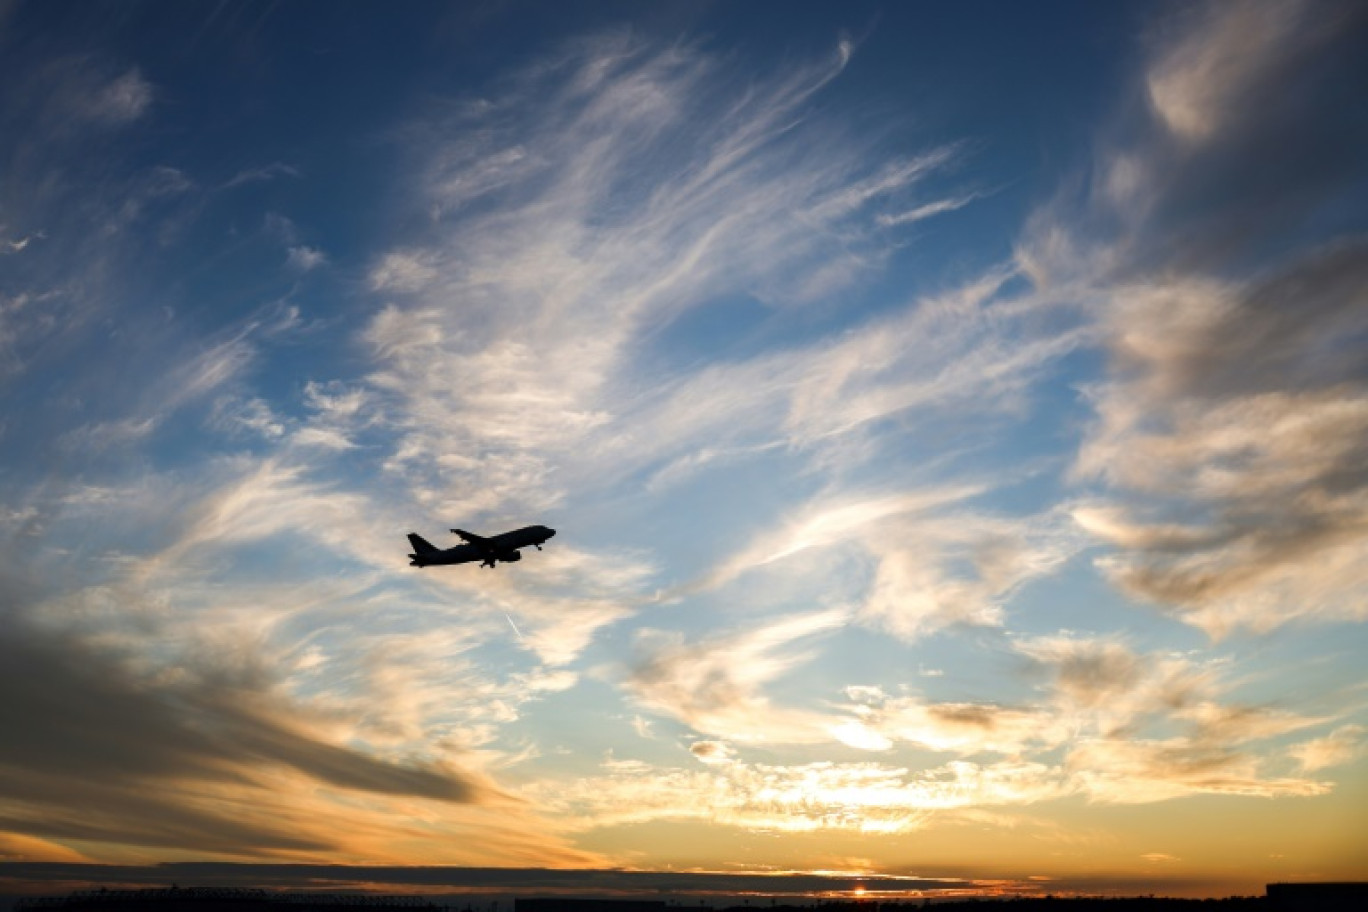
(451, 529, 490, 548)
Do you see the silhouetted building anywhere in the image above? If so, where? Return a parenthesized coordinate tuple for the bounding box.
(15, 888, 447, 912)
(1267, 883, 1368, 912)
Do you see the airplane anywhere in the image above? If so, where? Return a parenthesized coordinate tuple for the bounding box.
(406, 525, 556, 568)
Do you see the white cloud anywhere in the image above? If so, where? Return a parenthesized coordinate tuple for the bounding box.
(704, 487, 982, 588)
(1068, 738, 1328, 803)
(2, 231, 41, 253)
(213, 397, 285, 440)
(370, 251, 440, 292)
(525, 754, 1070, 835)
(287, 245, 327, 272)
(291, 427, 356, 449)
(356, 36, 1004, 527)
(830, 634, 1330, 805)
(626, 610, 849, 743)
(1288, 724, 1365, 772)
(859, 510, 1079, 641)
(701, 488, 1082, 643)
(876, 193, 979, 228)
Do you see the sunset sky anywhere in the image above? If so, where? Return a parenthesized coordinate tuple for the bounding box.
(2, 0, 1367, 901)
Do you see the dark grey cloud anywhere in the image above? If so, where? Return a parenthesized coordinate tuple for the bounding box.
(1077, 238, 1368, 624)
(0, 571, 491, 856)
(1113, 0, 1368, 277)
(1034, 0, 1368, 633)
(1117, 240, 1368, 402)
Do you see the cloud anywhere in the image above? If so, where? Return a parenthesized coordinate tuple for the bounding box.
(1288, 724, 1366, 772)
(0, 585, 502, 856)
(539, 632, 1334, 834)
(689, 740, 736, 764)
(832, 634, 1330, 802)
(59, 328, 257, 453)
(286, 245, 327, 272)
(358, 34, 992, 523)
(1020, 0, 1368, 635)
(0, 832, 91, 863)
(369, 251, 439, 292)
(858, 509, 1080, 641)
(1145, 0, 1348, 143)
(876, 193, 980, 228)
(704, 487, 981, 587)
(7, 5, 1360, 868)
(344, 36, 1086, 710)
(0, 438, 617, 864)
(17, 61, 154, 132)
(212, 397, 286, 440)
(1140, 853, 1180, 864)
(86, 68, 153, 124)
(626, 610, 848, 743)
(621, 266, 1085, 490)
(223, 162, 301, 189)
(527, 754, 1068, 835)
(835, 698, 1056, 757)
(1073, 246, 1368, 638)
(2, 230, 43, 254)
(700, 488, 1082, 643)
(1067, 738, 1328, 804)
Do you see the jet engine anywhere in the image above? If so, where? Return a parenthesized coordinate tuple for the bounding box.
(502, 551, 522, 562)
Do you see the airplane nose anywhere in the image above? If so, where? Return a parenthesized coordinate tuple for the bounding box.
(546, 528, 556, 538)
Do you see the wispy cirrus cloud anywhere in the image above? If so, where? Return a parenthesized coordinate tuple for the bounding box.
(696, 486, 1082, 643)
(875, 193, 982, 228)
(359, 33, 984, 520)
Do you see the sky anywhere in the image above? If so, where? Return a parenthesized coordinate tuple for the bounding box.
(2, 0, 1367, 901)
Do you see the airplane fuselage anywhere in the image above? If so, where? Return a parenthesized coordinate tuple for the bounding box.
(407, 525, 556, 568)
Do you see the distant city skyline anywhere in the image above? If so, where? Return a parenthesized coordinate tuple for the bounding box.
(2, 0, 1366, 901)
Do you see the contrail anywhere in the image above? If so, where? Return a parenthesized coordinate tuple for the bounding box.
(505, 613, 524, 640)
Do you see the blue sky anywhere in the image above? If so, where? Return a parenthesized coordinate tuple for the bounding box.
(2, 0, 1367, 899)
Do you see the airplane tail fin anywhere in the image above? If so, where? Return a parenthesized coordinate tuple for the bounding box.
(407, 533, 439, 555)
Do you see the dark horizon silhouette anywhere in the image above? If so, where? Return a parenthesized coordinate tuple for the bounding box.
(4, 868, 1365, 912)
(10, 882, 1368, 912)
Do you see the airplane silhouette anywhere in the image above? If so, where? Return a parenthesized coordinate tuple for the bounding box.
(407, 525, 556, 568)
